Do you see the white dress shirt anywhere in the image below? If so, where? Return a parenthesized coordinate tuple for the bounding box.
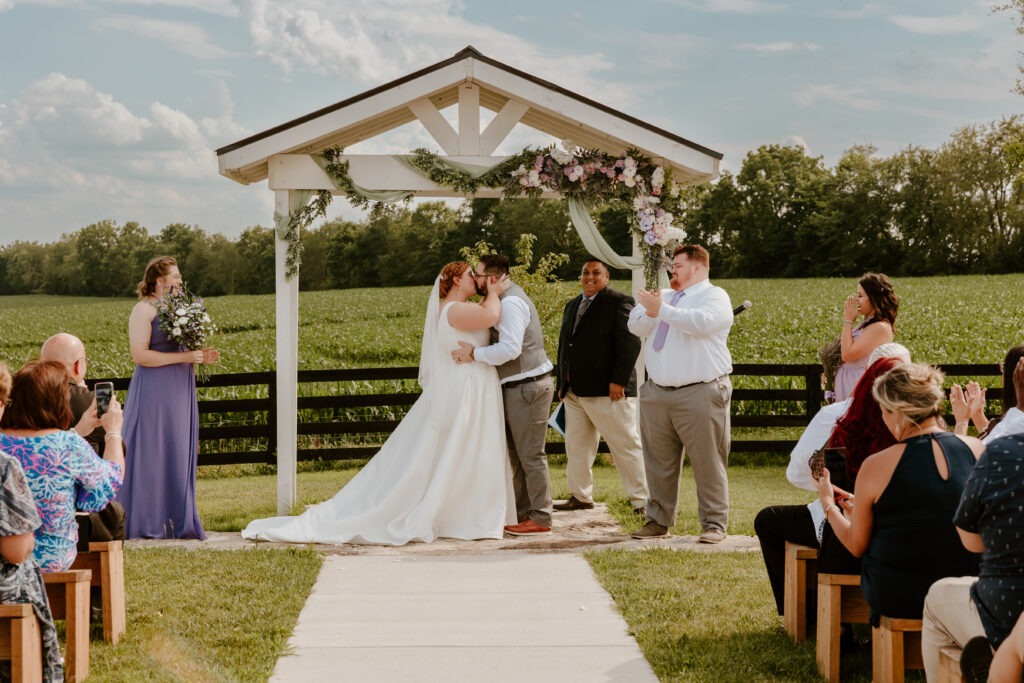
(984, 406, 1024, 443)
(784, 398, 851, 543)
(474, 293, 553, 383)
(626, 279, 733, 386)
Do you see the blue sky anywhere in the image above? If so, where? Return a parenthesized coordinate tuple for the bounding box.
(0, 0, 1021, 246)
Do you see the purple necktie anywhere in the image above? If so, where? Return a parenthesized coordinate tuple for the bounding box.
(651, 290, 685, 351)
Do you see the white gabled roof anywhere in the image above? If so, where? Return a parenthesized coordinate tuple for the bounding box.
(217, 46, 722, 188)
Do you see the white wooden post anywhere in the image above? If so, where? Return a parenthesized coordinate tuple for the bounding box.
(632, 234, 646, 388)
(274, 190, 300, 515)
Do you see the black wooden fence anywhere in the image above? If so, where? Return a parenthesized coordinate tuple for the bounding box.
(91, 363, 1002, 467)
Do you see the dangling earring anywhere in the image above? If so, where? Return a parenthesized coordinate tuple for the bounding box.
(894, 416, 904, 441)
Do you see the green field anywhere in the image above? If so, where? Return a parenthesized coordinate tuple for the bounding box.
(1, 274, 1020, 377)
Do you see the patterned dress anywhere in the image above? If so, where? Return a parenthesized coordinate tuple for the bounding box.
(0, 452, 63, 682)
(0, 431, 122, 572)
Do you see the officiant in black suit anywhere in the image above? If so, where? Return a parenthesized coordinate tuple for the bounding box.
(554, 259, 648, 517)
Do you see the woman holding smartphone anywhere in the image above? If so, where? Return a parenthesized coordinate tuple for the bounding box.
(116, 256, 218, 540)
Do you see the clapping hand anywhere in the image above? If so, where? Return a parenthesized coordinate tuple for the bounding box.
(635, 288, 662, 317)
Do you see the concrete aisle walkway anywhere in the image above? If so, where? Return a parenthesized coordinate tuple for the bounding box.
(270, 553, 658, 683)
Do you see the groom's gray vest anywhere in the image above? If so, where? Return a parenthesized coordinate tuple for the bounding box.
(493, 283, 548, 380)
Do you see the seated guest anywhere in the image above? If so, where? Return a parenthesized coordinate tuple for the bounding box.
(952, 344, 1024, 442)
(756, 352, 906, 615)
(40, 332, 127, 548)
(0, 363, 63, 682)
(921, 433, 1024, 682)
(817, 362, 982, 626)
(961, 611, 1024, 683)
(0, 360, 124, 572)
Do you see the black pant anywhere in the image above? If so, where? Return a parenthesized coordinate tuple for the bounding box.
(75, 501, 126, 551)
(754, 504, 861, 615)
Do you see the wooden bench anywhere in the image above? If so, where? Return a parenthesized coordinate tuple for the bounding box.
(816, 572, 871, 683)
(43, 569, 91, 683)
(783, 542, 818, 642)
(0, 604, 42, 682)
(938, 644, 965, 683)
(872, 616, 924, 683)
(70, 540, 126, 644)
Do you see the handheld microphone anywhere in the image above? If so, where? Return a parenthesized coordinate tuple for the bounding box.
(733, 300, 752, 316)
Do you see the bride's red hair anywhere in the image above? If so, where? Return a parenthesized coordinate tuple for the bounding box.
(438, 261, 470, 298)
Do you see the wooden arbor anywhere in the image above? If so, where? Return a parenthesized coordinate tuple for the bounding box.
(216, 46, 722, 514)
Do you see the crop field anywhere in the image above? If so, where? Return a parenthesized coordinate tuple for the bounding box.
(2, 274, 1019, 375)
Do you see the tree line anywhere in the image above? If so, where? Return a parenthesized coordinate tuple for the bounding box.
(1, 117, 1021, 297)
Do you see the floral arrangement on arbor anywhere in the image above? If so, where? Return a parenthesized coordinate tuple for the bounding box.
(282, 141, 687, 288)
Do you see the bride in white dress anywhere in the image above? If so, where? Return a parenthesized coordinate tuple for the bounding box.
(242, 262, 516, 545)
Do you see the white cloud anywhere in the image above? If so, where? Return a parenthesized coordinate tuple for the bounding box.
(794, 84, 884, 111)
(735, 41, 822, 53)
(14, 73, 151, 146)
(662, 0, 786, 13)
(106, 0, 239, 17)
(0, 0, 14, 13)
(888, 12, 986, 36)
(92, 15, 234, 59)
(238, 0, 619, 102)
(825, 3, 887, 20)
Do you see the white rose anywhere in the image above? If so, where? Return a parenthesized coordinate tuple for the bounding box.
(176, 316, 188, 325)
(172, 327, 182, 337)
(176, 308, 186, 316)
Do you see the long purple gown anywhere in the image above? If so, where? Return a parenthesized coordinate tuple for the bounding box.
(116, 316, 206, 540)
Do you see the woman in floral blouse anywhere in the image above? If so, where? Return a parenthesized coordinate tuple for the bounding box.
(0, 362, 63, 682)
(0, 359, 124, 572)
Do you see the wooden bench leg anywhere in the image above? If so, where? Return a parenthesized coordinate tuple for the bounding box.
(873, 616, 924, 683)
(73, 541, 127, 644)
(44, 570, 91, 683)
(0, 604, 43, 683)
(784, 542, 818, 642)
(816, 578, 843, 682)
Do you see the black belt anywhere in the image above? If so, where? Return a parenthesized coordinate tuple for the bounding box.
(502, 371, 552, 389)
(650, 375, 726, 391)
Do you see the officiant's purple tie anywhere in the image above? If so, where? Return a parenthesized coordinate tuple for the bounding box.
(651, 290, 685, 351)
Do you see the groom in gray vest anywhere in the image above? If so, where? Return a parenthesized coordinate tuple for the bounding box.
(452, 254, 555, 535)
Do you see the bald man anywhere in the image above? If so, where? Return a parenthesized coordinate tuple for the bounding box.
(40, 332, 125, 552)
(40, 333, 103, 450)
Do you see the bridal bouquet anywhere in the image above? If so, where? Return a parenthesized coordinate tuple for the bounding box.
(155, 285, 217, 381)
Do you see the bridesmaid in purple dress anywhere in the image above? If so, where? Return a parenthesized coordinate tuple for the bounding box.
(833, 272, 899, 402)
(117, 256, 219, 539)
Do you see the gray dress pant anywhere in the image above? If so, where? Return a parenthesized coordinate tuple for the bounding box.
(639, 376, 731, 532)
(503, 377, 555, 527)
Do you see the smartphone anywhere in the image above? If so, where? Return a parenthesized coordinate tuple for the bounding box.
(94, 382, 114, 417)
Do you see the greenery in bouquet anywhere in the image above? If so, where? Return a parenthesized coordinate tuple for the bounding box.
(155, 285, 217, 380)
(817, 336, 843, 402)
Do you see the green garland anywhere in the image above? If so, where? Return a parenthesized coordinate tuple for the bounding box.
(280, 143, 684, 287)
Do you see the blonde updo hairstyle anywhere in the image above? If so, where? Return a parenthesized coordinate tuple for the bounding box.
(437, 261, 470, 299)
(136, 256, 178, 299)
(871, 362, 946, 425)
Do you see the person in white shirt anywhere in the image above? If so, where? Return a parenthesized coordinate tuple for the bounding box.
(627, 244, 733, 543)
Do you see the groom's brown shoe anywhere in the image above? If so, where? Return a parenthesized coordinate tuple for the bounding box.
(553, 495, 594, 511)
(504, 519, 552, 536)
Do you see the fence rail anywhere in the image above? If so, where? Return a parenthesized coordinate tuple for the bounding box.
(91, 363, 1002, 467)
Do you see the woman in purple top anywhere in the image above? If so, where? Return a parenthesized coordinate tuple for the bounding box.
(116, 256, 218, 539)
(0, 359, 124, 572)
(833, 272, 899, 402)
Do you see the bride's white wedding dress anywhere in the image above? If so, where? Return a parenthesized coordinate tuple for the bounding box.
(241, 300, 515, 545)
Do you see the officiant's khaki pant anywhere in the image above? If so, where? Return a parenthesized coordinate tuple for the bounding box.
(639, 377, 731, 532)
(564, 390, 648, 508)
(503, 377, 555, 527)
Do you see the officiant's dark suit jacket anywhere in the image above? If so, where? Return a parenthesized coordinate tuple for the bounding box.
(556, 286, 641, 399)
